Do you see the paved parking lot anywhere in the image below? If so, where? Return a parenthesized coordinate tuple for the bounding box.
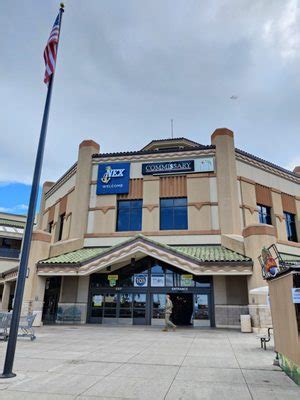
(0, 325, 299, 399)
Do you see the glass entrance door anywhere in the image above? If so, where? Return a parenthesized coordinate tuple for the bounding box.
(133, 293, 147, 325)
(193, 294, 210, 327)
(90, 294, 104, 324)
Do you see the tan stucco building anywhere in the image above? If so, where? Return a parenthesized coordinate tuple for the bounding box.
(1, 128, 300, 329)
(0, 212, 26, 311)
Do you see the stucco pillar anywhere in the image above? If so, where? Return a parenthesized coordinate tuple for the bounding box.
(211, 128, 241, 234)
(142, 176, 160, 232)
(243, 224, 276, 330)
(37, 181, 55, 230)
(69, 140, 100, 240)
(22, 230, 51, 325)
(271, 189, 287, 241)
(1, 282, 11, 311)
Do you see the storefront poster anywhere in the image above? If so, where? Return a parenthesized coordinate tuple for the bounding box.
(108, 274, 118, 287)
(93, 295, 103, 307)
(181, 274, 194, 287)
(134, 274, 148, 287)
(151, 274, 165, 287)
(292, 288, 300, 303)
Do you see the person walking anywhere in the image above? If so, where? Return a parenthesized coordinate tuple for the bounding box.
(162, 294, 176, 331)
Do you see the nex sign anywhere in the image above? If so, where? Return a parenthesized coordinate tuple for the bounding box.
(97, 162, 130, 195)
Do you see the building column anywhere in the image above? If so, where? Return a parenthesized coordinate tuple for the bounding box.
(1, 282, 11, 311)
(22, 230, 51, 325)
(69, 140, 100, 240)
(37, 181, 55, 230)
(243, 224, 276, 330)
(211, 128, 241, 234)
(271, 189, 287, 241)
(142, 176, 160, 232)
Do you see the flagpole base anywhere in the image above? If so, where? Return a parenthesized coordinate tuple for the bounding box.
(0, 372, 17, 379)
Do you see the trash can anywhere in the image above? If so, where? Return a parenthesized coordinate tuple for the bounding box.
(240, 314, 252, 333)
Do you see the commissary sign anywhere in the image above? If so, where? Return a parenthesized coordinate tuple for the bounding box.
(142, 160, 194, 175)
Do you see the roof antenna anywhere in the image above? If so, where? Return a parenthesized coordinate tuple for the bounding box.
(171, 119, 174, 139)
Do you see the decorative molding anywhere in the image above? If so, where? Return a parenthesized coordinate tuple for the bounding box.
(84, 229, 221, 238)
(274, 214, 285, 222)
(45, 164, 77, 200)
(32, 231, 51, 243)
(92, 149, 215, 164)
(187, 173, 216, 178)
(236, 152, 300, 184)
(271, 187, 282, 195)
(277, 240, 300, 248)
(143, 204, 158, 212)
(243, 224, 276, 238)
(43, 187, 75, 215)
(240, 204, 257, 215)
(89, 206, 115, 214)
(237, 176, 256, 185)
(189, 202, 218, 210)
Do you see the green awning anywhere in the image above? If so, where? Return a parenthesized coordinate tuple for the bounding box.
(0, 218, 25, 229)
(38, 240, 251, 266)
(280, 252, 300, 265)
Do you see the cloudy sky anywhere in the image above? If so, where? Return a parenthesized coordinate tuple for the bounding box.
(1, 0, 300, 213)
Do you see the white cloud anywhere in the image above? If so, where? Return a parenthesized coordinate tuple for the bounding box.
(0, 204, 28, 214)
(263, 0, 300, 60)
(285, 157, 300, 172)
(0, 0, 299, 186)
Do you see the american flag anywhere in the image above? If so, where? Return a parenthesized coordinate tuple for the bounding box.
(43, 14, 60, 84)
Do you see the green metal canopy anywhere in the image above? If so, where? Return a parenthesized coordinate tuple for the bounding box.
(38, 237, 251, 266)
(0, 218, 25, 229)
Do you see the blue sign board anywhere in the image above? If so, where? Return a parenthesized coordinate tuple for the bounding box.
(142, 160, 194, 175)
(97, 162, 130, 195)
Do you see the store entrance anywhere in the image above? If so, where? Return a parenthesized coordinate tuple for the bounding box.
(170, 293, 193, 326)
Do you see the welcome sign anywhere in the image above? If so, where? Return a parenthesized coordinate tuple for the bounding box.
(97, 163, 130, 195)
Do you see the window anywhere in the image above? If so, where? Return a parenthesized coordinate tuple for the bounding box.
(117, 200, 142, 231)
(160, 197, 188, 230)
(284, 212, 298, 242)
(57, 213, 65, 241)
(257, 204, 272, 225)
(48, 221, 53, 233)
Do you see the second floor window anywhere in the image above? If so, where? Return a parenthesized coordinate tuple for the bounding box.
(160, 198, 188, 230)
(48, 221, 53, 233)
(117, 200, 142, 231)
(284, 212, 298, 242)
(257, 204, 272, 225)
(57, 213, 65, 241)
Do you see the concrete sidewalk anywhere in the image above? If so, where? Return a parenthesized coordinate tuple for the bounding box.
(0, 325, 299, 399)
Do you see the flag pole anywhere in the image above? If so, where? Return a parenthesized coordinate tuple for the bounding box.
(0, 3, 65, 379)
